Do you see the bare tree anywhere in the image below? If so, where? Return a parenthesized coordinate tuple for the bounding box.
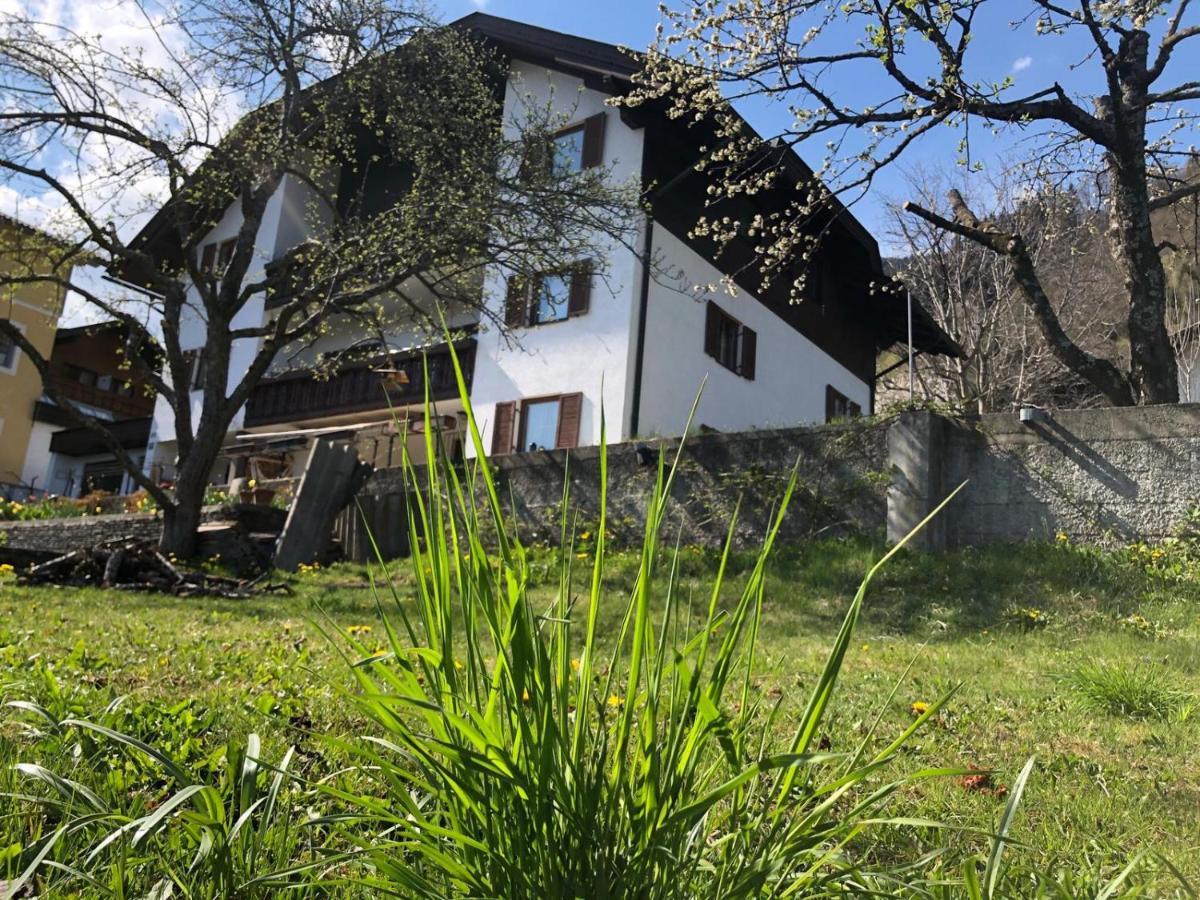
(627, 0, 1200, 406)
(0, 0, 639, 555)
(884, 166, 1122, 411)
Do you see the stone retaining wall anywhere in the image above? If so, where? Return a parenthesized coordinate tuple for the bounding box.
(888, 404, 1200, 548)
(360, 419, 890, 554)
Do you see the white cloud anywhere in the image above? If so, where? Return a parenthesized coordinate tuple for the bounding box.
(1012, 55, 1033, 73)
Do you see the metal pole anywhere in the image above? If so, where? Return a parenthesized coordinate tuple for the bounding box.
(907, 288, 915, 405)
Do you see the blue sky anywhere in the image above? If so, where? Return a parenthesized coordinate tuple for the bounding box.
(432, 1, 1200, 252)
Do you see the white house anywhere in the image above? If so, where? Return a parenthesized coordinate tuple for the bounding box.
(134, 15, 955, 485)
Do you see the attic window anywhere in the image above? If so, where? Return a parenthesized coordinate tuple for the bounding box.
(543, 113, 607, 176)
(199, 238, 236, 277)
(551, 125, 585, 173)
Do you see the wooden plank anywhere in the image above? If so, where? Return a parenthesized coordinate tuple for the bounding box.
(274, 438, 372, 571)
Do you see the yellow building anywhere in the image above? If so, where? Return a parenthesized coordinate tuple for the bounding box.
(0, 213, 75, 492)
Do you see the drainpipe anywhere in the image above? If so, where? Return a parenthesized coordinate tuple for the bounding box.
(628, 214, 654, 439)
(627, 136, 737, 439)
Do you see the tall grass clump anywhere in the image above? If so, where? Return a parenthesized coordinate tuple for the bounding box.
(1066, 661, 1192, 720)
(328, 350, 965, 897)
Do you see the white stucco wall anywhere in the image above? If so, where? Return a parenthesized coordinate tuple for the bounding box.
(469, 60, 645, 455)
(20, 420, 59, 491)
(635, 227, 871, 439)
(149, 174, 302, 450)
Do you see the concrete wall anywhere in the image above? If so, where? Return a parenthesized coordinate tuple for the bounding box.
(888, 404, 1200, 548)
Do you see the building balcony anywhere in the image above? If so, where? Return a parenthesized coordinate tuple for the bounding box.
(43, 366, 155, 420)
(243, 338, 475, 429)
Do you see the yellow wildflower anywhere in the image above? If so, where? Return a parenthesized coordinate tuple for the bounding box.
(607, 694, 624, 708)
(570, 658, 581, 673)
(910, 701, 931, 717)
(347, 624, 373, 636)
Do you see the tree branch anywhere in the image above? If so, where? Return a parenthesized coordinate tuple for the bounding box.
(903, 194, 1135, 406)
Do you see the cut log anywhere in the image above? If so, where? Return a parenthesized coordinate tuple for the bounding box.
(102, 549, 126, 587)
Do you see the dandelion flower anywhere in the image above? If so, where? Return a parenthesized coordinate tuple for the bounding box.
(607, 694, 624, 708)
(910, 700, 931, 716)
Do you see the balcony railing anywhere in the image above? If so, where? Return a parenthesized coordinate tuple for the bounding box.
(243, 339, 475, 428)
(45, 367, 155, 419)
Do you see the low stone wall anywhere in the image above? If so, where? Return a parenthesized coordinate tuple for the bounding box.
(888, 404, 1200, 548)
(0, 511, 164, 555)
(0, 505, 280, 562)
(361, 419, 890, 553)
(13, 404, 1192, 565)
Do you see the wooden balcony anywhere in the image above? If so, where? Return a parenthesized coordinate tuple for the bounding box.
(44, 367, 155, 419)
(243, 340, 474, 428)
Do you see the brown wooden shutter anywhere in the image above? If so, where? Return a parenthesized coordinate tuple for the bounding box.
(568, 260, 592, 317)
(740, 326, 757, 380)
(849, 400, 862, 418)
(492, 401, 516, 455)
(581, 113, 606, 168)
(555, 393, 583, 449)
(504, 276, 528, 328)
(199, 243, 216, 273)
(704, 301, 720, 358)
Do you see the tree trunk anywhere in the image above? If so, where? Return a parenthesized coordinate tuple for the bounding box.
(1103, 32, 1179, 405)
(1107, 148, 1180, 403)
(159, 486, 205, 558)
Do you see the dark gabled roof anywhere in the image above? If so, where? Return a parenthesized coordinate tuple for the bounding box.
(452, 13, 642, 80)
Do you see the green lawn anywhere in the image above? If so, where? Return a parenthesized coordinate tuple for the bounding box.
(2, 537, 1199, 894)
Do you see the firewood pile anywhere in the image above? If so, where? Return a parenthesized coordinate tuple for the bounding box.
(17, 539, 293, 599)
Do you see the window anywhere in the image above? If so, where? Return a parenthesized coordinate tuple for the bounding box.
(491, 393, 583, 455)
(703, 302, 757, 380)
(191, 349, 206, 390)
(505, 260, 593, 328)
(199, 238, 237, 277)
(67, 364, 98, 388)
(534, 273, 572, 324)
(524, 113, 607, 180)
(825, 385, 862, 422)
(551, 126, 585, 174)
(521, 398, 560, 451)
(0, 331, 15, 373)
